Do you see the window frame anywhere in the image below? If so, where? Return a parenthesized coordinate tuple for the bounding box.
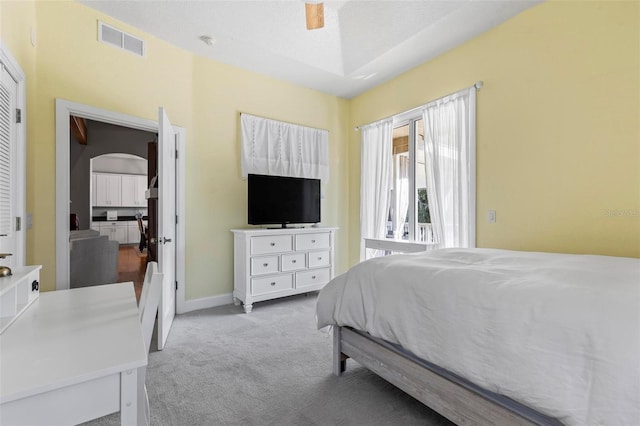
(391, 110, 424, 243)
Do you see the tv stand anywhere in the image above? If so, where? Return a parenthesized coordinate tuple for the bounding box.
(230, 227, 338, 313)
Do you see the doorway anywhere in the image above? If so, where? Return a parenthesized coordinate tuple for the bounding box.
(55, 99, 186, 316)
(84, 149, 150, 301)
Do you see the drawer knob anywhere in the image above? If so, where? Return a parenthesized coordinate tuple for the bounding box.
(312, 275, 316, 279)
(270, 282, 276, 286)
(317, 257, 322, 260)
(311, 239, 316, 243)
(270, 242, 275, 246)
(292, 260, 297, 263)
(263, 263, 268, 267)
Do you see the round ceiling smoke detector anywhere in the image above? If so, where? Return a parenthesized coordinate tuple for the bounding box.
(199, 35, 215, 46)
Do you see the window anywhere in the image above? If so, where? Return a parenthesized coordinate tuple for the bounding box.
(387, 116, 433, 243)
(360, 84, 477, 259)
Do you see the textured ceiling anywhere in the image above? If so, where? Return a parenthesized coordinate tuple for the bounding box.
(80, 0, 540, 98)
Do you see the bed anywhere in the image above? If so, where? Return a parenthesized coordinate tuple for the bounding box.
(316, 248, 640, 425)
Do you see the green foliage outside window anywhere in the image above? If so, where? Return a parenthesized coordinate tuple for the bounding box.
(418, 188, 431, 224)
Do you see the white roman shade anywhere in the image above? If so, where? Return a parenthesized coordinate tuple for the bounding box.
(240, 113, 329, 183)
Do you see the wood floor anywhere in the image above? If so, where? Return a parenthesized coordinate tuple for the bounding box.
(117, 245, 147, 302)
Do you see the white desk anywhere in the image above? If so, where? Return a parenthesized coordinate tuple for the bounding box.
(0, 283, 147, 426)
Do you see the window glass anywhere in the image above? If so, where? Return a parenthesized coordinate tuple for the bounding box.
(415, 119, 432, 243)
(387, 118, 431, 243)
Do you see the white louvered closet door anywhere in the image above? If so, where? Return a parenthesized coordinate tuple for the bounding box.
(0, 64, 18, 268)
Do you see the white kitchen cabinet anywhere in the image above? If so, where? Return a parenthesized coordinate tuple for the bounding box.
(91, 220, 147, 245)
(120, 175, 136, 207)
(114, 224, 127, 244)
(231, 227, 337, 313)
(135, 175, 147, 206)
(93, 173, 146, 207)
(127, 222, 141, 244)
(91, 174, 97, 206)
(98, 221, 128, 244)
(94, 173, 122, 207)
(120, 174, 147, 207)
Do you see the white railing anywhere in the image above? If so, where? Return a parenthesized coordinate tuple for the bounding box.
(417, 223, 433, 243)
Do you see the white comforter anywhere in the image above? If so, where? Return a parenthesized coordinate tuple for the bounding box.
(316, 248, 640, 425)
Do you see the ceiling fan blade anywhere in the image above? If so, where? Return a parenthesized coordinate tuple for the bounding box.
(305, 2, 324, 30)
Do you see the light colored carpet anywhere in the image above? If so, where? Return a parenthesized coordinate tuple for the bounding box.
(83, 293, 453, 426)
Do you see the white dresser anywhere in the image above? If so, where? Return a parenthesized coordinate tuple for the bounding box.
(231, 227, 337, 313)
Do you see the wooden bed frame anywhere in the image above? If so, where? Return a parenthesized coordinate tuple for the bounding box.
(333, 326, 563, 426)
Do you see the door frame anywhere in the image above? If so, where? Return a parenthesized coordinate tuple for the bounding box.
(0, 43, 27, 267)
(55, 99, 186, 313)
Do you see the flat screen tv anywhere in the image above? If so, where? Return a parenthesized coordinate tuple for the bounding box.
(248, 174, 320, 228)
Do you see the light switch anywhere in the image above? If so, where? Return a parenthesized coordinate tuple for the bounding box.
(488, 210, 496, 223)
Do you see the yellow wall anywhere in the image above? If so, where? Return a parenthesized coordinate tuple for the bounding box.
(187, 56, 349, 300)
(348, 1, 640, 264)
(1, 1, 350, 296)
(0, 1, 36, 82)
(1, 0, 38, 267)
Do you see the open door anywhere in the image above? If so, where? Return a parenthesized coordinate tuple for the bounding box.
(157, 107, 176, 350)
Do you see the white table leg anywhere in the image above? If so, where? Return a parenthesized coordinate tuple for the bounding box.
(137, 366, 150, 426)
(120, 368, 138, 425)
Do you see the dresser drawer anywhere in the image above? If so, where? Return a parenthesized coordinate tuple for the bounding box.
(251, 235, 293, 255)
(281, 253, 306, 272)
(252, 274, 293, 296)
(250, 256, 279, 276)
(308, 250, 330, 268)
(296, 267, 331, 288)
(296, 233, 330, 251)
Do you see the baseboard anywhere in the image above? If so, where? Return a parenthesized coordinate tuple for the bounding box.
(179, 292, 234, 314)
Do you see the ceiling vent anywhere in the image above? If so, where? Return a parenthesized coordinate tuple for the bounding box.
(98, 21, 145, 57)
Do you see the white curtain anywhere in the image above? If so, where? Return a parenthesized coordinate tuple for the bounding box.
(360, 119, 393, 260)
(392, 155, 409, 240)
(422, 87, 476, 249)
(240, 113, 329, 182)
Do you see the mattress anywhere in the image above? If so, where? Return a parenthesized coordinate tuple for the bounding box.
(316, 248, 640, 425)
